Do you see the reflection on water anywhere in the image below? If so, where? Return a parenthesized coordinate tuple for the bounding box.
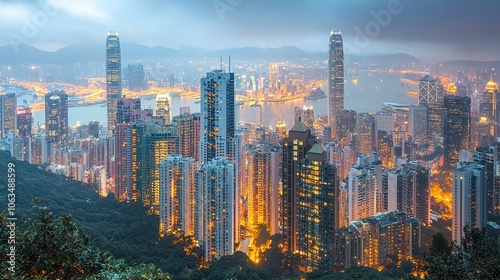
(33, 72, 417, 129)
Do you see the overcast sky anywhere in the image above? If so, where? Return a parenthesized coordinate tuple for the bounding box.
(1, 0, 499, 61)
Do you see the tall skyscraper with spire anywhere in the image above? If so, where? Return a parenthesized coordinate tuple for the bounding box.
(106, 31, 122, 135)
(328, 30, 344, 140)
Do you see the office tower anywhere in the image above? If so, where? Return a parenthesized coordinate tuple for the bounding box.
(45, 90, 68, 144)
(199, 70, 236, 163)
(159, 155, 197, 237)
(377, 130, 393, 168)
(246, 146, 280, 235)
(337, 109, 356, 146)
(294, 106, 303, 124)
(16, 106, 32, 138)
(347, 153, 383, 222)
(426, 102, 442, 141)
(302, 105, 314, 128)
(128, 63, 145, 91)
(30, 135, 48, 165)
(336, 211, 420, 269)
(328, 29, 344, 139)
(482, 78, 499, 138)
(173, 112, 200, 159)
(156, 94, 171, 125)
(408, 105, 427, 141)
(296, 144, 338, 271)
(282, 120, 316, 253)
(197, 158, 236, 262)
(355, 113, 375, 155)
(275, 118, 287, 139)
(89, 121, 99, 138)
(0, 93, 17, 139)
(106, 31, 122, 135)
(418, 74, 438, 105)
(443, 95, 471, 167)
(452, 162, 487, 245)
(114, 123, 132, 201)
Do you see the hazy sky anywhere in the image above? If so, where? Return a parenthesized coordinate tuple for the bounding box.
(1, 0, 499, 60)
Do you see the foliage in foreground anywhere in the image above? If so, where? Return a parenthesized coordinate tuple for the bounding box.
(0, 202, 170, 279)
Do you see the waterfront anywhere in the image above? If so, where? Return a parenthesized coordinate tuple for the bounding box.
(33, 72, 417, 129)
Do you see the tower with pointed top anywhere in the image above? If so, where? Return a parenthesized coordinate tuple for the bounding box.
(328, 30, 344, 140)
(106, 31, 122, 135)
(282, 120, 316, 253)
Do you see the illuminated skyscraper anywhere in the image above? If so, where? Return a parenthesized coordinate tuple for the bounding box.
(328, 30, 344, 139)
(16, 106, 32, 138)
(0, 93, 17, 139)
(337, 109, 356, 146)
(443, 95, 470, 167)
(418, 75, 438, 105)
(377, 130, 393, 168)
(275, 118, 287, 140)
(296, 144, 338, 271)
(282, 120, 316, 253)
(426, 102, 443, 141)
(197, 158, 236, 262)
(452, 162, 487, 246)
(302, 105, 314, 128)
(199, 70, 236, 163)
(106, 31, 122, 135)
(173, 112, 200, 159)
(408, 105, 427, 141)
(45, 90, 68, 144)
(246, 146, 280, 235)
(159, 155, 197, 237)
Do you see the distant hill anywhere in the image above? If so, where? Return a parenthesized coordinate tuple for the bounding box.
(444, 60, 500, 70)
(349, 53, 420, 66)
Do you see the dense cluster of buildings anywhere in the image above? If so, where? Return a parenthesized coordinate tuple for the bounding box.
(1, 29, 499, 272)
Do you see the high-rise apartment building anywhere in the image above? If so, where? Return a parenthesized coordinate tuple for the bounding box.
(196, 158, 236, 262)
(328, 30, 344, 140)
(282, 120, 316, 253)
(296, 144, 338, 271)
(106, 31, 122, 135)
(452, 162, 487, 245)
(159, 155, 197, 237)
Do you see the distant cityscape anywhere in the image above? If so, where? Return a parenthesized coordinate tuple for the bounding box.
(1, 26, 500, 275)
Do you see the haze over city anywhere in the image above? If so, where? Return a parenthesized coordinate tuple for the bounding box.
(1, 0, 500, 60)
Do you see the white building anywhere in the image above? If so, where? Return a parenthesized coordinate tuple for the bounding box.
(196, 158, 237, 262)
(452, 162, 487, 245)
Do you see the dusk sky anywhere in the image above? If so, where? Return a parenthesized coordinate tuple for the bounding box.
(1, 0, 499, 61)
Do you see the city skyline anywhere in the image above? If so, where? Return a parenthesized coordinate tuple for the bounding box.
(0, 0, 500, 61)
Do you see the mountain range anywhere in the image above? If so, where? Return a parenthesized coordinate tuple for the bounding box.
(0, 43, 422, 65)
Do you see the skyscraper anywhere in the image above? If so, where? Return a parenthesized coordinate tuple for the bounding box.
(16, 107, 32, 138)
(355, 113, 375, 155)
(159, 155, 197, 237)
(426, 102, 443, 142)
(418, 75, 438, 105)
(106, 31, 122, 135)
(246, 146, 280, 235)
(452, 162, 487, 245)
(282, 120, 316, 253)
(0, 93, 17, 139)
(45, 90, 68, 144)
(328, 29, 344, 140)
(408, 105, 427, 141)
(443, 95, 471, 167)
(196, 158, 236, 262)
(296, 144, 338, 271)
(199, 70, 236, 164)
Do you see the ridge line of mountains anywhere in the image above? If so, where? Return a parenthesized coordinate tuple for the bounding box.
(1, 43, 499, 69)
